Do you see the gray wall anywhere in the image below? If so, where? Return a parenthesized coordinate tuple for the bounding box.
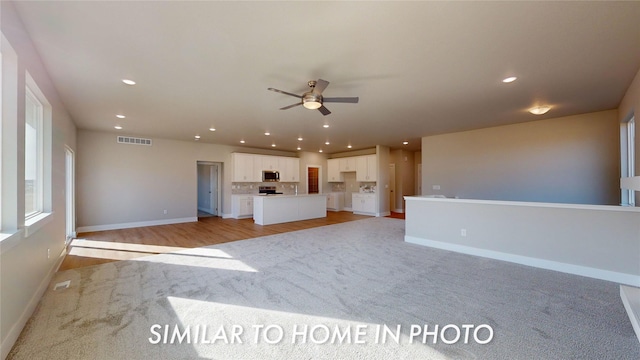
(296, 151, 328, 195)
(76, 130, 298, 229)
(405, 197, 640, 286)
(390, 149, 415, 212)
(618, 67, 640, 205)
(421, 110, 620, 205)
(376, 145, 390, 216)
(1, 2, 77, 356)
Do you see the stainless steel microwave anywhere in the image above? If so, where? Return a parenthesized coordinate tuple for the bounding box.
(262, 170, 280, 182)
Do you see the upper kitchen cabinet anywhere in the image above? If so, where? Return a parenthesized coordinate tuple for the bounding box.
(232, 153, 260, 182)
(339, 157, 356, 172)
(356, 155, 377, 182)
(328, 159, 343, 182)
(279, 157, 300, 182)
(262, 156, 279, 171)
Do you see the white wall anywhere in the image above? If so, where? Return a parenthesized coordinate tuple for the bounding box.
(421, 110, 620, 205)
(1, 2, 77, 357)
(76, 130, 298, 230)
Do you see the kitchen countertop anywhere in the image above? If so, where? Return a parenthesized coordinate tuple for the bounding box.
(255, 194, 327, 198)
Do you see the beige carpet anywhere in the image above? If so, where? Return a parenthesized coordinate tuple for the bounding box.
(8, 217, 640, 359)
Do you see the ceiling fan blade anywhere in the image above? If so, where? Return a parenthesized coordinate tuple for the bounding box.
(313, 79, 330, 94)
(280, 102, 302, 110)
(268, 88, 302, 98)
(323, 97, 359, 103)
(318, 105, 331, 116)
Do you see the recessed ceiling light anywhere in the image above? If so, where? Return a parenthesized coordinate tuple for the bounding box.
(271, 144, 276, 147)
(502, 76, 517, 83)
(209, 128, 216, 132)
(240, 140, 245, 144)
(325, 141, 330, 145)
(297, 147, 301, 150)
(194, 135, 201, 139)
(323, 124, 329, 128)
(403, 141, 409, 145)
(114, 125, 123, 130)
(319, 149, 323, 153)
(116, 114, 125, 119)
(347, 145, 352, 149)
(529, 105, 551, 115)
(122, 79, 136, 85)
(297, 137, 303, 141)
(265, 132, 270, 136)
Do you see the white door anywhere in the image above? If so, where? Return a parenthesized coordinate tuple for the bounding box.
(210, 164, 219, 216)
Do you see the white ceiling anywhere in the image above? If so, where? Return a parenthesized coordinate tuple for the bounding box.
(12, 1, 640, 154)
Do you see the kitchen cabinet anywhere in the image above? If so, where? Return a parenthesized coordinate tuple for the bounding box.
(262, 156, 279, 171)
(327, 159, 343, 182)
(232, 153, 259, 182)
(279, 157, 300, 182)
(356, 155, 377, 182)
(231, 195, 254, 218)
(232, 154, 300, 182)
(352, 193, 377, 216)
(326, 192, 345, 211)
(339, 157, 356, 172)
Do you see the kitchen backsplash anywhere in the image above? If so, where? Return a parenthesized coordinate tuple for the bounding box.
(232, 182, 298, 195)
(359, 182, 376, 193)
(331, 183, 346, 192)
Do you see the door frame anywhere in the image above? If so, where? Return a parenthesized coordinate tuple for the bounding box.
(306, 165, 322, 194)
(65, 146, 75, 242)
(197, 161, 222, 216)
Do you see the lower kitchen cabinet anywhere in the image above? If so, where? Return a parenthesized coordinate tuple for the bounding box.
(326, 192, 345, 211)
(231, 195, 254, 219)
(352, 193, 377, 216)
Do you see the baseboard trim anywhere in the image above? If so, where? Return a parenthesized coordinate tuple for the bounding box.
(621, 285, 640, 344)
(393, 208, 404, 213)
(377, 211, 391, 217)
(404, 235, 640, 287)
(222, 213, 233, 219)
(77, 217, 197, 233)
(0, 246, 66, 359)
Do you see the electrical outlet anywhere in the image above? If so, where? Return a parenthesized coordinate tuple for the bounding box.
(163, 209, 168, 215)
(433, 185, 441, 190)
(47, 248, 51, 259)
(460, 229, 467, 237)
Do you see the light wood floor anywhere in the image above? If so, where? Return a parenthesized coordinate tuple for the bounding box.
(59, 211, 380, 271)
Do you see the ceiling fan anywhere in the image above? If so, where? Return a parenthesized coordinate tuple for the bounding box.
(268, 79, 359, 116)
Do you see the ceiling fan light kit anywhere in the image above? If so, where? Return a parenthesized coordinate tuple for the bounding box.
(268, 78, 359, 116)
(529, 105, 551, 115)
(302, 92, 322, 109)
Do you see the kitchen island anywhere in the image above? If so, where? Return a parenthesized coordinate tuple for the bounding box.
(253, 194, 327, 225)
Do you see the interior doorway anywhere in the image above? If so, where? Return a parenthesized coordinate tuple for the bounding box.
(197, 162, 221, 217)
(307, 166, 321, 194)
(65, 146, 75, 243)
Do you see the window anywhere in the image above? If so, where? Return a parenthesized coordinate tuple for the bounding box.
(24, 86, 44, 218)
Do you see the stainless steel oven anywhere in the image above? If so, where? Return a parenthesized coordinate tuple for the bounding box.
(262, 170, 280, 182)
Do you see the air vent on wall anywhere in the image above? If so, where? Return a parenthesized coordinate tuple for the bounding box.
(117, 136, 152, 146)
